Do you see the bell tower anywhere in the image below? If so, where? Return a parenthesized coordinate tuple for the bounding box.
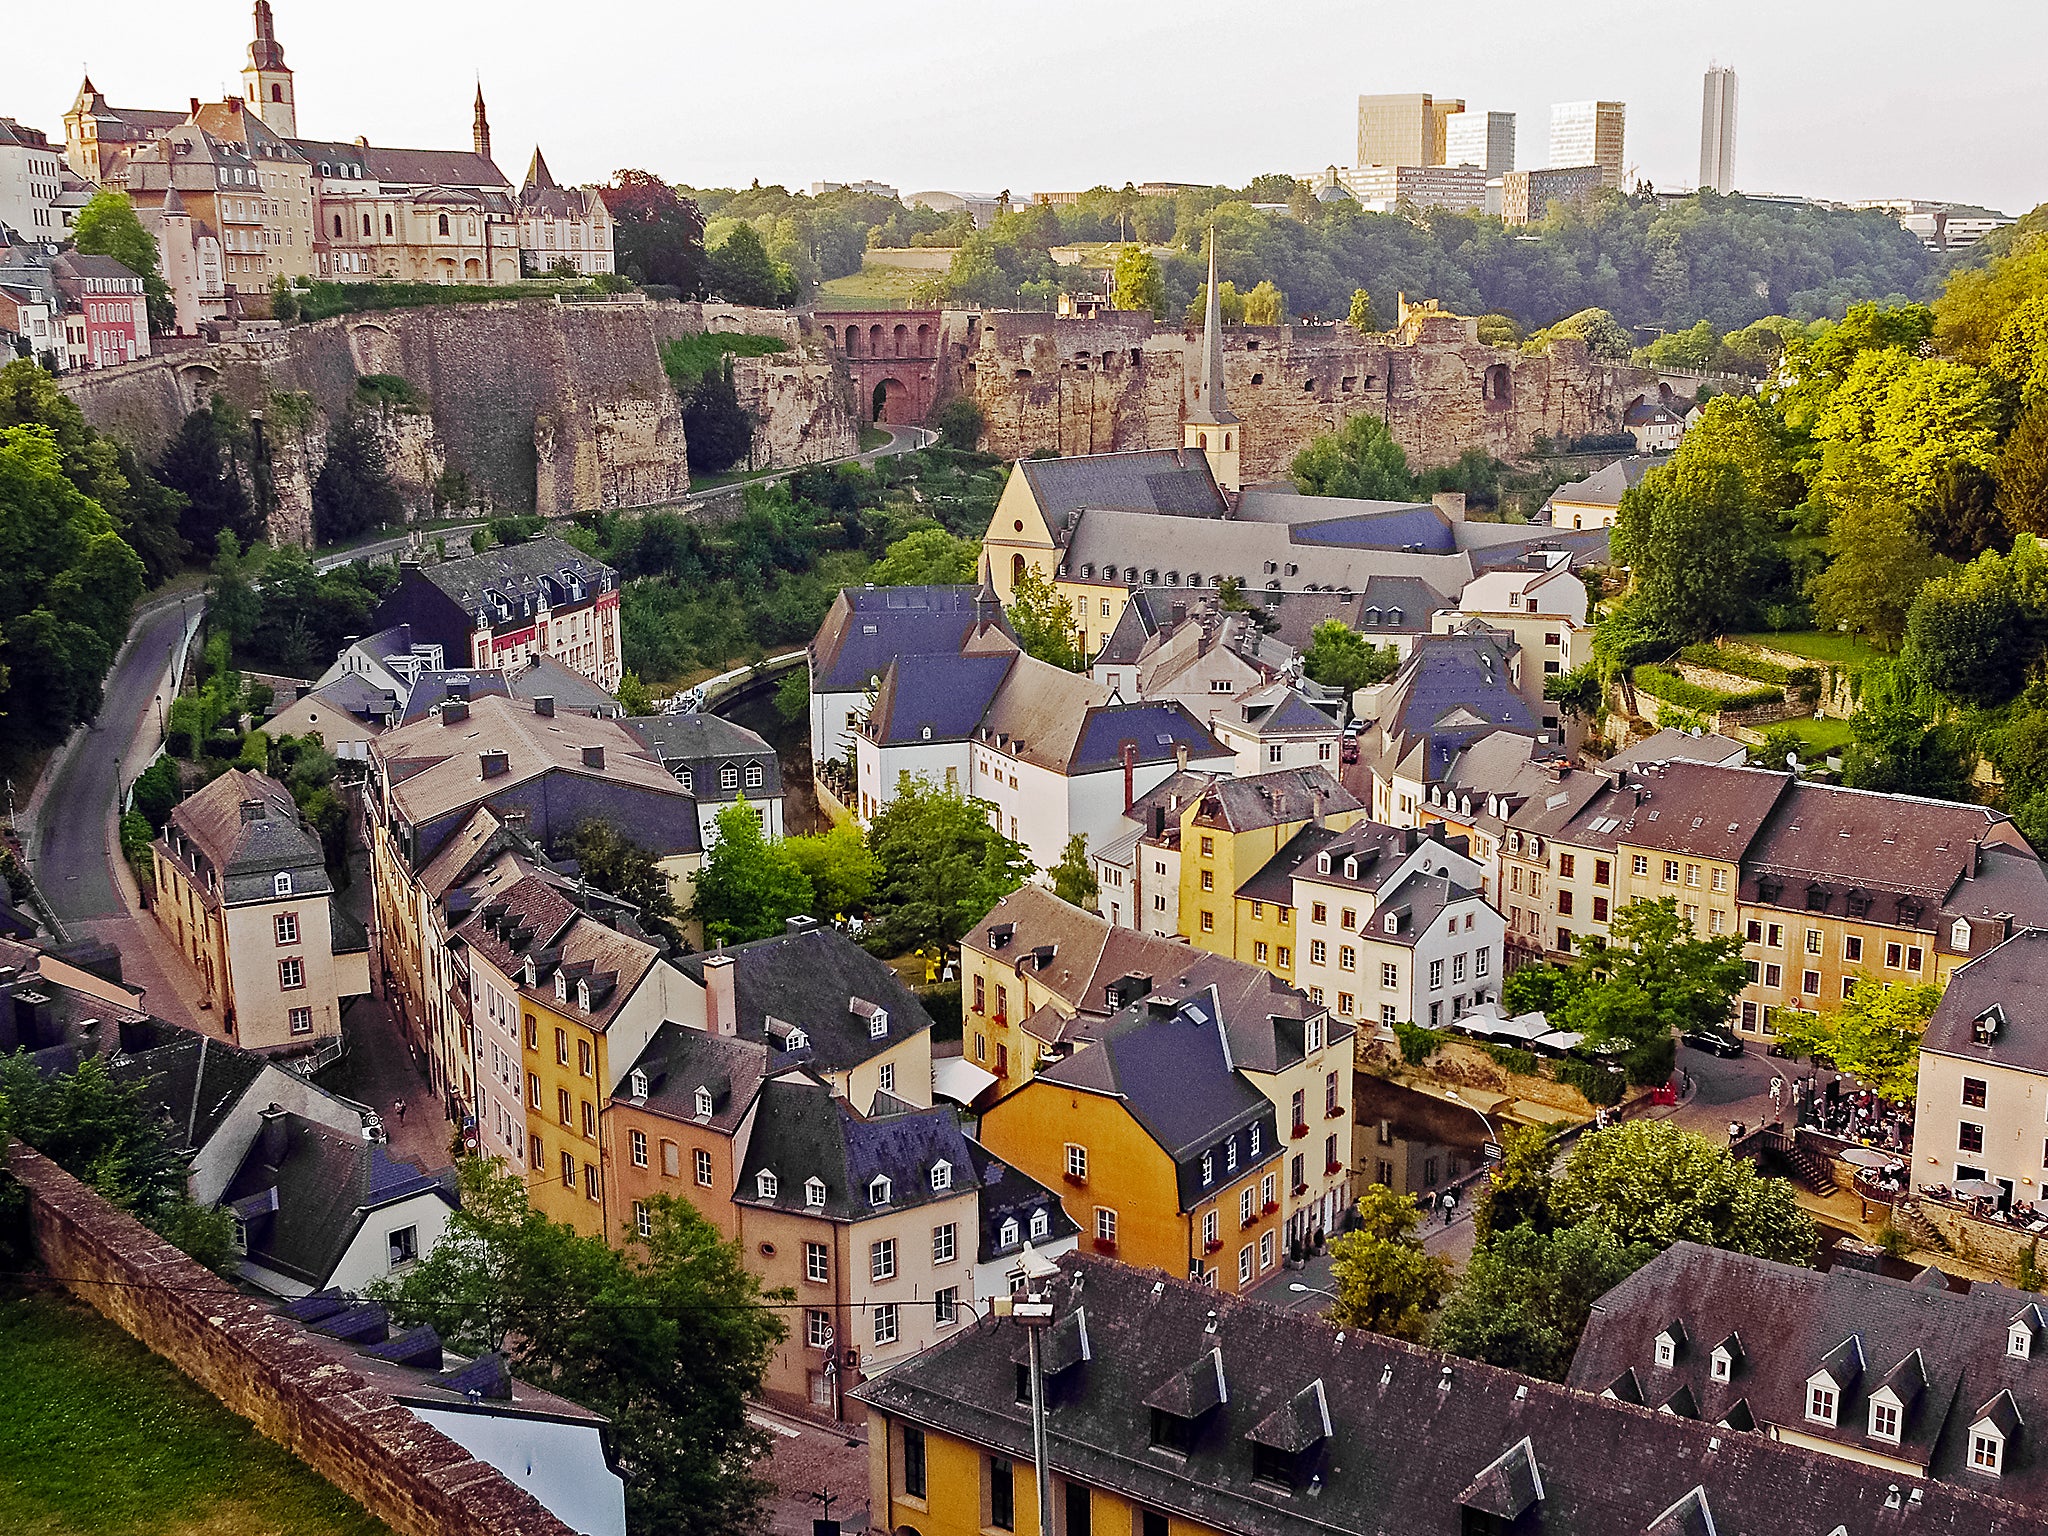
(1183, 231, 1240, 494)
(241, 0, 296, 138)
(473, 84, 492, 163)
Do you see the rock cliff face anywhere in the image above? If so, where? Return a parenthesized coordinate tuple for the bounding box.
(60, 299, 857, 545)
(942, 307, 1646, 475)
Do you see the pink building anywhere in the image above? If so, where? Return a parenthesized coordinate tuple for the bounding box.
(51, 251, 149, 369)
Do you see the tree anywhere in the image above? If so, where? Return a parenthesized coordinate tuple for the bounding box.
(1769, 979, 1940, 1099)
(1903, 541, 2039, 707)
(705, 224, 791, 307)
(1300, 618, 1399, 693)
(1563, 897, 1748, 1049)
(691, 800, 814, 945)
(311, 412, 402, 544)
(154, 401, 257, 556)
(1808, 472, 1947, 648)
(371, 1159, 784, 1536)
(931, 396, 985, 450)
(1290, 413, 1415, 501)
(615, 669, 654, 715)
(1111, 244, 1165, 317)
(871, 526, 979, 586)
(1006, 562, 1086, 670)
(1346, 288, 1380, 334)
(774, 666, 809, 723)
(131, 756, 183, 829)
(1550, 1119, 1818, 1264)
(1327, 1185, 1451, 1341)
(682, 359, 754, 476)
(1472, 1122, 1557, 1243)
(1241, 280, 1288, 326)
(1530, 308, 1634, 362)
(1815, 348, 2006, 512)
(780, 821, 880, 920)
(1998, 405, 2048, 536)
(72, 188, 173, 333)
(1543, 663, 1603, 720)
(864, 773, 1033, 952)
(563, 819, 682, 940)
(602, 171, 706, 295)
(1050, 834, 1098, 910)
(1183, 280, 1244, 327)
(1432, 1223, 1654, 1380)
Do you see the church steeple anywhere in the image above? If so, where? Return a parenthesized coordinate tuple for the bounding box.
(241, 1, 296, 137)
(1184, 229, 1240, 493)
(473, 84, 492, 163)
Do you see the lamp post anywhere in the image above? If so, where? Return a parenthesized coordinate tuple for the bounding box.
(1445, 1089, 1499, 1160)
(1008, 1243, 1061, 1536)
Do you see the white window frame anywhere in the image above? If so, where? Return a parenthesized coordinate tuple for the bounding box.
(871, 1237, 896, 1281)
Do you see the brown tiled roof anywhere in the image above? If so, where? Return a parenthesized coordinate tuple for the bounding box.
(454, 873, 659, 1031)
(962, 886, 1193, 1021)
(1604, 759, 1789, 862)
(1745, 780, 2030, 902)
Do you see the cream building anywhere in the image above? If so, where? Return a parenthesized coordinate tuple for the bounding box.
(1914, 929, 2048, 1212)
(151, 769, 370, 1053)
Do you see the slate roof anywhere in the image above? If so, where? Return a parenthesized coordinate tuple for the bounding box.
(734, 1075, 975, 1221)
(855, 1252, 2044, 1536)
(221, 1113, 454, 1289)
(1187, 767, 1359, 834)
(1017, 449, 1227, 540)
(1236, 819, 1431, 906)
(454, 871, 662, 1031)
(1066, 702, 1234, 773)
(809, 585, 1013, 694)
(1605, 728, 1749, 772)
(162, 769, 330, 907)
(624, 713, 781, 800)
(398, 536, 613, 625)
(673, 921, 935, 1073)
(1135, 952, 1346, 1078)
(504, 655, 622, 717)
(1601, 758, 1790, 863)
(1548, 454, 1665, 512)
(1363, 628, 1534, 787)
(613, 1022, 768, 1132)
(1288, 504, 1457, 553)
(1570, 1240, 2048, 1503)
(108, 1032, 263, 1152)
(288, 672, 401, 726)
(1217, 684, 1339, 740)
(964, 1139, 1080, 1264)
(866, 651, 1016, 743)
(1922, 928, 2048, 1075)
(1061, 508, 1476, 597)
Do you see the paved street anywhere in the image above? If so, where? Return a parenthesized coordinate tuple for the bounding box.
(753, 1402, 871, 1535)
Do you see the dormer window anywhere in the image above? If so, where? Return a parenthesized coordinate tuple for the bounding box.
(273, 871, 292, 897)
(1954, 917, 1973, 949)
(1655, 1329, 1683, 1369)
(999, 1216, 1020, 1247)
(1973, 1430, 2005, 1475)
(1710, 1335, 1741, 1382)
(554, 972, 568, 1002)
(1317, 852, 1331, 874)
(1807, 1382, 1839, 1426)
(694, 1085, 714, 1119)
(1382, 913, 1399, 935)
(577, 979, 592, 1012)
(2014, 1327, 2034, 1360)
(805, 1176, 826, 1208)
(1870, 1398, 1902, 1444)
(1200, 1152, 1214, 1186)
(870, 1012, 889, 1040)
(869, 1175, 893, 1207)
(931, 1160, 953, 1191)
(1343, 857, 1358, 880)
(629, 1069, 649, 1100)
(1030, 1208, 1049, 1239)
(756, 1169, 779, 1200)
(680, 769, 694, 793)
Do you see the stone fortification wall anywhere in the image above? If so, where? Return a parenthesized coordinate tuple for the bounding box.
(5, 1142, 576, 1536)
(944, 308, 1645, 475)
(60, 299, 855, 541)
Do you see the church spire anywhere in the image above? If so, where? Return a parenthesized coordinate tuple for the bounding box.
(473, 82, 491, 162)
(1183, 227, 1241, 494)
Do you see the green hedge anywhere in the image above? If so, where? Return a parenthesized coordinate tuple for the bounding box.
(1632, 664, 1782, 714)
(294, 279, 599, 322)
(1677, 644, 1819, 687)
(1482, 1043, 1540, 1076)
(660, 331, 791, 393)
(1392, 1021, 1446, 1066)
(1555, 1057, 1627, 1106)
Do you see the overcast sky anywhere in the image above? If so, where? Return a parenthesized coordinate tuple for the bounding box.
(20, 0, 2045, 216)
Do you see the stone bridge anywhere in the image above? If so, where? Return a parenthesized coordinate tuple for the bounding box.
(817, 310, 943, 424)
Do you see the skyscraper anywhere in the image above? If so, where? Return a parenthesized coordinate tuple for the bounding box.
(1548, 100, 1626, 188)
(1356, 93, 1461, 167)
(1699, 65, 1738, 194)
(1444, 110, 1516, 178)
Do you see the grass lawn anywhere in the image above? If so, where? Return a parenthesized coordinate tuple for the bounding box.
(817, 264, 931, 309)
(858, 425, 891, 452)
(1728, 630, 1886, 669)
(0, 1287, 393, 1536)
(1775, 714, 1856, 754)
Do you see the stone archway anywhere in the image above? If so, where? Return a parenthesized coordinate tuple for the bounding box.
(176, 362, 221, 411)
(348, 321, 399, 375)
(871, 377, 911, 424)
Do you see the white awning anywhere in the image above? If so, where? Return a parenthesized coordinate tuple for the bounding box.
(933, 1056, 999, 1106)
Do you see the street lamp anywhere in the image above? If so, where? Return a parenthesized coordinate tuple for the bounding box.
(1287, 1282, 1339, 1303)
(1445, 1089, 1498, 1154)
(1008, 1243, 1061, 1536)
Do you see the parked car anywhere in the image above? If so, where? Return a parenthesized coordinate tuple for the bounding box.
(1681, 1027, 1744, 1058)
(1341, 740, 1360, 764)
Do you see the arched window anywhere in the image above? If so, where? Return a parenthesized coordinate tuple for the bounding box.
(271, 83, 284, 103)
(363, 213, 372, 236)
(1011, 552, 1027, 586)
(384, 213, 393, 236)
(1223, 432, 1232, 449)
(437, 213, 450, 236)
(332, 214, 342, 238)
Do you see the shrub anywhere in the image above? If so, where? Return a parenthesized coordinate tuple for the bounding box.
(1393, 1020, 1445, 1065)
(1555, 1058, 1627, 1106)
(1631, 664, 1782, 714)
(931, 396, 984, 450)
(1483, 1044, 1540, 1077)
(356, 373, 424, 410)
(1677, 643, 1791, 684)
(659, 331, 789, 394)
(294, 279, 592, 321)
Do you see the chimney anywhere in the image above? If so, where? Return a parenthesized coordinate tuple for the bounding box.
(704, 954, 737, 1037)
(479, 750, 509, 779)
(1174, 742, 1189, 773)
(448, 679, 471, 703)
(533, 695, 555, 718)
(581, 744, 605, 769)
(1122, 740, 1138, 810)
(1433, 491, 1466, 524)
(239, 798, 269, 824)
(1311, 783, 1328, 829)
(258, 1104, 289, 1168)
(189, 97, 201, 116)
(443, 700, 471, 725)
(785, 915, 819, 935)
(294, 684, 310, 701)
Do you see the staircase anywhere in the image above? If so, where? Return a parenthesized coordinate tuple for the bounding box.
(1784, 1141, 1839, 1197)
(1892, 1200, 1951, 1254)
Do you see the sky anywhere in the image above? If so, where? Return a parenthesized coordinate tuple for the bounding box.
(19, 0, 2047, 216)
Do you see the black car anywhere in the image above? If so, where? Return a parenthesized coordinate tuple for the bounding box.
(1681, 1028, 1744, 1058)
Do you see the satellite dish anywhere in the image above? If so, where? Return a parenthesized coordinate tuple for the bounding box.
(1786, 752, 1800, 770)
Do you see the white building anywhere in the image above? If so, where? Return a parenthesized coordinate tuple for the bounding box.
(1549, 100, 1627, 189)
(0, 118, 63, 240)
(1207, 682, 1344, 778)
(1699, 66, 1738, 195)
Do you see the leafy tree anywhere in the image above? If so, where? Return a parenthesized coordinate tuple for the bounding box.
(1543, 663, 1603, 720)
(1475, 312, 1520, 347)
(1815, 348, 2005, 512)
(1550, 1119, 1818, 1264)
(1290, 412, 1415, 501)
(1111, 244, 1165, 317)
(1346, 288, 1380, 333)
(311, 412, 402, 544)
(155, 400, 258, 556)
(1327, 1185, 1451, 1341)
(774, 666, 809, 723)
(1432, 1223, 1654, 1379)
(131, 756, 183, 829)
(1808, 465, 1947, 647)
(1998, 405, 2048, 536)
(1563, 896, 1747, 1050)
(602, 171, 707, 295)
(780, 821, 880, 920)
(1300, 618, 1399, 693)
(1049, 834, 1098, 910)
(1902, 537, 2047, 707)
(1768, 979, 1940, 1099)
(691, 800, 814, 945)
(72, 188, 173, 333)
(931, 396, 984, 450)
(1241, 280, 1288, 326)
(1472, 1122, 1558, 1243)
(1006, 562, 1086, 670)
(870, 526, 978, 586)
(1610, 395, 1797, 640)
(371, 1159, 784, 1536)
(1183, 280, 1244, 327)
(681, 359, 753, 476)
(705, 223, 792, 306)
(563, 819, 682, 941)
(615, 669, 654, 715)
(864, 773, 1033, 952)
(1529, 308, 1633, 362)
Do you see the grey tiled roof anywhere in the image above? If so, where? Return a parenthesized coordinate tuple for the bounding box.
(964, 1139, 1079, 1264)
(734, 1075, 974, 1221)
(1923, 928, 2048, 1074)
(624, 713, 781, 800)
(406, 536, 614, 621)
(1547, 454, 1665, 511)
(810, 586, 1012, 694)
(1017, 449, 1227, 539)
(615, 1022, 769, 1132)
(163, 769, 330, 907)
(854, 1253, 2040, 1536)
(110, 1033, 268, 1155)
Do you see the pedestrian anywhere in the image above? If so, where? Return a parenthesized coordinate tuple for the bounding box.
(395, 1097, 407, 1125)
(1441, 1189, 1456, 1226)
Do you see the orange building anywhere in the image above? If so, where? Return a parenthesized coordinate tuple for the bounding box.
(980, 984, 1284, 1294)
(605, 1015, 769, 1244)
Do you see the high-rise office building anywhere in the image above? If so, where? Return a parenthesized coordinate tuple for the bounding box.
(1699, 66, 1738, 194)
(1356, 93, 1461, 167)
(1548, 100, 1627, 188)
(1444, 110, 1516, 178)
